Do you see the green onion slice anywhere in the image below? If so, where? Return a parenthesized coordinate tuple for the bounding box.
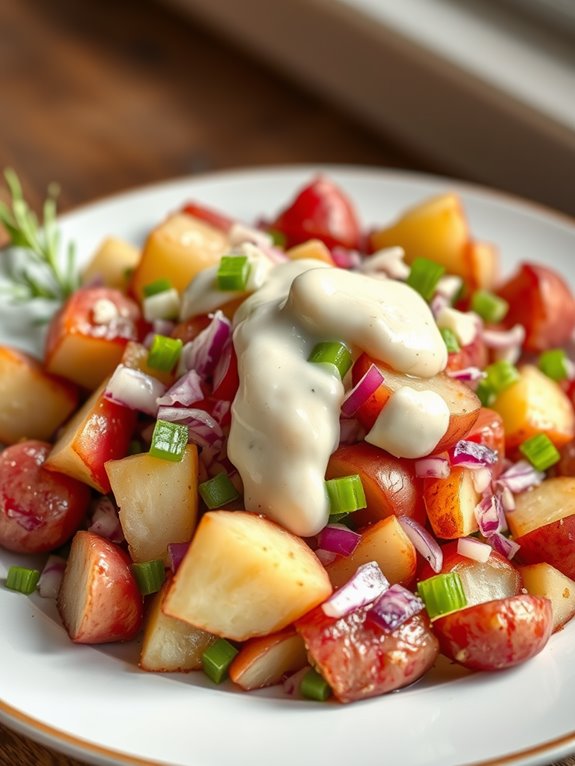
(484, 360, 520, 396)
(538, 349, 569, 382)
(440, 327, 460, 354)
(471, 290, 509, 323)
(299, 668, 332, 701)
(406, 258, 445, 301)
(308, 341, 352, 380)
(217, 255, 250, 291)
(143, 278, 173, 298)
(5, 566, 40, 595)
(199, 473, 240, 509)
(147, 335, 183, 373)
(131, 560, 165, 596)
(149, 419, 188, 462)
(417, 572, 467, 620)
(325, 475, 367, 517)
(202, 638, 239, 684)
(519, 433, 560, 472)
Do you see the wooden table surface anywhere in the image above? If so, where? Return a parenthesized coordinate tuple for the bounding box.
(0, 1, 574, 765)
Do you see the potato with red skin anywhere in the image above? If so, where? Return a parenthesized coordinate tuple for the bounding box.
(296, 604, 438, 703)
(269, 176, 361, 251)
(497, 262, 575, 352)
(433, 595, 552, 671)
(516, 514, 575, 580)
(0, 441, 90, 553)
(58, 531, 143, 644)
(326, 443, 426, 527)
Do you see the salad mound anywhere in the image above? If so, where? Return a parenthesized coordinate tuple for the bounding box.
(1, 175, 575, 703)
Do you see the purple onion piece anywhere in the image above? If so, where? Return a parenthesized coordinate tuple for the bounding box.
(338, 417, 366, 446)
(471, 466, 493, 494)
(157, 405, 224, 449)
(497, 459, 545, 494)
(457, 536, 492, 563)
(38, 555, 66, 599)
(180, 310, 231, 379)
(330, 247, 362, 269)
(212, 341, 233, 391)
(398, 516, 443, 573)
(482, 324, 525, 350)
(157, 369, 204, 407)
(474, 494, 507, 536)
(451, 439, 498, 467)
(446, 366, 486, 383)
(367, 584, 425, 632)
(315, 549, 338, 567)
(321, 561, 389, 618)
(487, 531, 520, 560)
(414, 456, 451, 479)
(104, 364, 167, 417)
(87, 496, 124, 544)
(341, 364, 384, 418)
(317, 525, 361, 557)
(168, 542, 190, 573)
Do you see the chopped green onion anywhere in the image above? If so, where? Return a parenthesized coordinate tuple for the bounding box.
(217, 255, 250, 291)
(131, 560, 165, 596)
(5, 566, 40, 595)
(199, 473, 240, 509)
(300, 668, 332, 701)
(149, 419, 188, 462)
(538, 349, 569, 382)
(308, 341, 352, 380)
(417, 572, 467, 620)
(325, 475, 367, 517)
(484, 360, 520, 395)
(476, 379, 495, 407)
(440, 327, 460, 354)
(268, 229, 286, 248)
(202, 638, 239, 683)
(519, 433, 560, 472)
(471, 290, 509, 323)
(143, 278, 173, 298)
(406, 258, 445, 301)
(147, 335, 183, 372)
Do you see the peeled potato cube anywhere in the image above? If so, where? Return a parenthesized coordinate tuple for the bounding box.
(518, 562, 575, 632)
(140, 577, 217, 672)
(163, 511, 332, 641)
(81, 237, 140, 290)
(229, 629, 308, 690)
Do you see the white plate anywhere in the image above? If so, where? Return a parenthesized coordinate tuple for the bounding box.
(1, 165, 575, 766)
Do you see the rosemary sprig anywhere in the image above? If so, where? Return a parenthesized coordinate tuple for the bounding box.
(0, 168, 79, 303)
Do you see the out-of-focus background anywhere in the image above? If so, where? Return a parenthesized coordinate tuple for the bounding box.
(0, 1, 574, 764)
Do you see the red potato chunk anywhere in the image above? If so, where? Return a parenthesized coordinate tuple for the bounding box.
(296, 604, 438, 703)
(0, 441, 90, 553)
(433, 595, 552, 671)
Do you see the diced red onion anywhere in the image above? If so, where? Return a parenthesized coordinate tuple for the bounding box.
(414, 456, 450, 479)
(482, 324, 525, 350)
(317, 525, 361, 557)
(212, 341, 233, 391)
(157, 406, 224, 449)
(357, 247, 408, 280)
(229, 222, 273, 249)
(499, 485, 516, 512)
(451, 439, 498, 468)
(474, 494, 507, 536)
(471, 466, 493, 494)
(457, 536, 492, 563)
(168, 542, 190, 573)
(435, 275, 464, 303)
(446, 366, 486, 383)
(487, 531, 520, 560)
(104, 365, 166, 417)
(210, 400, 231, 425)
(341, 364, 384, 417)
(315, 549, 338, 567)
(258, 243, 289, 264)
(497, 459, 545, 494)
(338, 417, 366, 445)
(153, 319, 175, 337)
(331, 247, 362, 270)
(367, 584, 425, 631)
(398, 516, 443, 573)
(38, 555, 66, 599)
(430, 293, 450, 318)
(157, 369, 204, 408)
(180, 311, 231, 379)
(87, 496, 124, 544)
(321, 561, 389, 618)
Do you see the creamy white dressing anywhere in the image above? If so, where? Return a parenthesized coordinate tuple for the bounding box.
(365, 386, 450, 458)
(228, 262, 448, 536)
